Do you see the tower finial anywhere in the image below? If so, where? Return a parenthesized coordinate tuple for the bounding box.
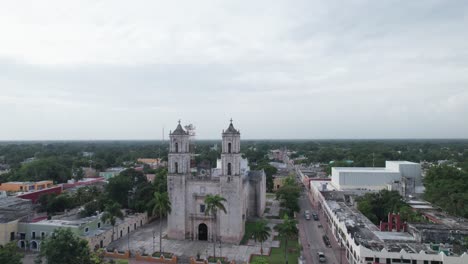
(178, 119, 181, 125)
(230, 118, 233, 124)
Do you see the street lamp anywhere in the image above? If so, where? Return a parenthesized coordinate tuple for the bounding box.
(219, 237, 222, 259)
(153, 230, 156, 254)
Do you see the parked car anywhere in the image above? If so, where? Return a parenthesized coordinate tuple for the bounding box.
(322, 235, 332, 248)
(317, 252, 326, 262)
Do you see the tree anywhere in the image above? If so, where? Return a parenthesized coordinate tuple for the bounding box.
(252, 220, 271, 255)
(106, 169, 148, 209)
(277, 215, 298, 264)
(0, 242, 23, 264)
(275, 177, 301, 217)
(40, 228, 92, 264)
(151, 191, 172, 254)
(424, 165, 468, 218)
(204, 194, 227, 260)
(101, 202, 124, 241)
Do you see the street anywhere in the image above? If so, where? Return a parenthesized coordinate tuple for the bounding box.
(298, 193, 341, 264)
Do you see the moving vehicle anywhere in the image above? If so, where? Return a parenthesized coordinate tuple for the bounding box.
(322, 235, 331, 248)
(312, 213, 319, 221)
(317, 252, 326, 262)
(304, 210, 311, 220)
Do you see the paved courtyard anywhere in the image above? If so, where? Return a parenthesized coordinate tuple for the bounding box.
(108, 196, 282, 263)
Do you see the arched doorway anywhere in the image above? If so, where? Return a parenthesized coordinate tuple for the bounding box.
(198, 223, 208, 241)
(31, 241, 38, 250)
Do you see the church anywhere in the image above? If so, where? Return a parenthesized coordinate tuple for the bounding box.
(167, 120, 266, 244)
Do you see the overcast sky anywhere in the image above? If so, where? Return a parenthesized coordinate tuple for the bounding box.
(1, 0, 467, 140)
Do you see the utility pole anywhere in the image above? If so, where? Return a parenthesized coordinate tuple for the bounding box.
(372, 153, 375, 168)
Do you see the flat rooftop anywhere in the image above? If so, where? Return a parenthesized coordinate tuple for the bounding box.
(321, 189, 464, 255)
(332, 167, 390, 172)
(0, 197, 33, 223)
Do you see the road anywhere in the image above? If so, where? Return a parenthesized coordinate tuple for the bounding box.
(298, 192, 341, 264)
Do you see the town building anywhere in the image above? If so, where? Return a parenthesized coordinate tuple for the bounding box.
(0, 181, 54, 192)
(167, 121, 266, 244)
(272, 169, 290, 191)
(137, 158, 165, 169)
(16, 211, 148, 251)
(99, 167, 126, 180)
(309, 162, 468, 264)
(331, 161, 422, 195)
(0, 196, 34, 246)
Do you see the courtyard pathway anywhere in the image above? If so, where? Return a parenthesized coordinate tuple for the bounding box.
(107, 218, 270, 263)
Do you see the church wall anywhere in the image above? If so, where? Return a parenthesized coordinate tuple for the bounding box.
(167, 174, 186, 240)
(219, 175, 244, 244)
(185, 180, 220, 241)
(258, 172, 266, 216)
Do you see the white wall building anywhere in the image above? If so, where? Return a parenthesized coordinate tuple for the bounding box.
(308, 180, 468, 264)
(331, 161, 421, 192)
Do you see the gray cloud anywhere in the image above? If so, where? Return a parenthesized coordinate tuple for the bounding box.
(0, 0, 467, 139)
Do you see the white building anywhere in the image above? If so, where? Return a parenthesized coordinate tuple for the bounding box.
(308, 180, 468, 264)
(331, 161, 421, 193)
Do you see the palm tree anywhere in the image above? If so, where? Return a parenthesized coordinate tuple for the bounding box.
(151, 191, 171, 255)
(252, 220, 271, 255)
(277, 215, 298, 264)
(101, 202, 124, 242)
(204, 194, 227, 259)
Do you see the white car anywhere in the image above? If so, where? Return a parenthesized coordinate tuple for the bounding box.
(304, 210, 311, 220)
(317, 252, 326, 262)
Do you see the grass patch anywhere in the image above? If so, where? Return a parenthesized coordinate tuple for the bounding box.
(266, 193, 276, 199)
(279, 209, 289, 218)
(251, 236, 300, 264)
(152, 252, 173, 258)
(114, 260, 129, 264)
(240, 221, 257, 244)
(208, 257, 229, 264)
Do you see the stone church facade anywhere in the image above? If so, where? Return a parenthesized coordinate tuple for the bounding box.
(167, 121, 266, 244)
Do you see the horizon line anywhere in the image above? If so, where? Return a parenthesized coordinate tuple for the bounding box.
(1, 138, 468, 142)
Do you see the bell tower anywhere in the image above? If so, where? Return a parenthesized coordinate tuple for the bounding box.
(167, 120, 190, 240)
(219, 119, 245, 243)
(168, 120, 190, 175)
(221, 119, 241, 176)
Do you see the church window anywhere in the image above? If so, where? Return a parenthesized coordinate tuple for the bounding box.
(200, 204, 205, 213)
(175, 162, 178, 173)
(228, 143, 231, 153)
(227, 163, 232, 176)
(175, 142, 178, 152)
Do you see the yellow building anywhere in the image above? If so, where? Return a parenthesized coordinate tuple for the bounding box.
(0, 196, 33, 246)
(273, 176, 286, 191)
(0, 181, 53, 192)
(0, 220, 20, 246)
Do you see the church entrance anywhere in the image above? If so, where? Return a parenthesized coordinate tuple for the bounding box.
(198, 223, 208, 241)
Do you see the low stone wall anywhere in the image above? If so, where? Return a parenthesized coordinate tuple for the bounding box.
(135, 252, 177, 263)
(189, 257, 235, 264)
(104, 249, 130, 259)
